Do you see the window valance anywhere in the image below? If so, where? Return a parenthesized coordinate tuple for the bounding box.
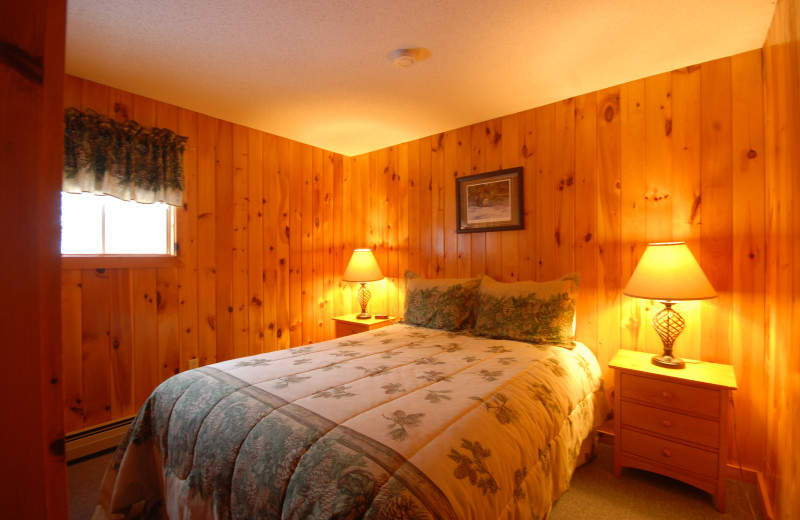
(63, 107, 187, 206)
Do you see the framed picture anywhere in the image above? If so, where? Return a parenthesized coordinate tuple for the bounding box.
(456, 167, 524, 233)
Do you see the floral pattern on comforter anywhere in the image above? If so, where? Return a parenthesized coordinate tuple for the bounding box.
(94, 324, 606, 520)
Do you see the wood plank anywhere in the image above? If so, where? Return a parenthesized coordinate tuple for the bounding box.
(407, 140, 421, 277)
(196, 114, 217, 364)
(699, 58, 733, 365)
(484, 119, 503, 279)
(132, 269, 158, 407)
(288, 141, 303, 346)
(500, 114, 519, 282)
(643, 71, 673, 354)
(670, 64, 703, 361)
(61, 269, 84, 431)
(177, 107, 200, 367)
(1, 2, 68, 515)
(322, 150, 336, 338)
(300, 144, 314, 343)
(596, 86, 622, 377)
(332, 152, 345, 319)
(157, 268, 181, 381)
(455, 127, 473, 278)
(553, 100, 576, 278)
(248, 127, 265, 354)
(156, 103, 182, 378)
(81, 268, 111, 426)
(232, 124, 250, 358)
(108, 269, 134, 417)
(431, 134, 445, 278)
(418, 136, 433, 278)
(574, 93, 598, 354)
(397, 143, 409, 313)
(387, 145, 400, 316)
(643, 72, 673, 245)
(275, 137, 291, 349)
(312, 147, 324, 341)
(518, 109, 537, 282)
(535, 105, 555, 281)
(262, 133, 279, 350)
(730, 49, 766, 468)
(215, 120, 234, 361)
(469, 122, 487, 277)
(619, 79, 647, 352)
(370, 149, 387, 312)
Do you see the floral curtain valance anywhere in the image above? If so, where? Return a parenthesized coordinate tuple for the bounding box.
(63, 107, 188, 206)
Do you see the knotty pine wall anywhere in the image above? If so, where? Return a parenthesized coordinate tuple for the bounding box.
(62, 42, 796, 513)
(2, 0, 68, 516)
(762, 0, 800, 516)
(357, 51, 768, 477)
(61, 74, 362, 432)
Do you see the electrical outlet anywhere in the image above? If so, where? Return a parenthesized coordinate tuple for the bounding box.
(187, 358, 199, 370)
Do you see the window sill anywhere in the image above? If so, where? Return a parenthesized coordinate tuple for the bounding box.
(61, 254, 182, 270)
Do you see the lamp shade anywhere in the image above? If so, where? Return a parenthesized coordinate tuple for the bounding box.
(342, 249, 384, 282)
(623, 242, 716, 301)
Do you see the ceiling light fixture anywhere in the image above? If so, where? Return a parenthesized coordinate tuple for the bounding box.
(393, 49, 417, 68)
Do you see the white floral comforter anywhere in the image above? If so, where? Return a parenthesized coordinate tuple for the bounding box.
(94, 324, 606, 520)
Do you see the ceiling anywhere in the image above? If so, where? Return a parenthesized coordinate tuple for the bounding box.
(65, 0, 777, 157)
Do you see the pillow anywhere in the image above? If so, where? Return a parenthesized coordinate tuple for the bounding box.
(402, 270, 480, 331)
(473, 273, 579, 345)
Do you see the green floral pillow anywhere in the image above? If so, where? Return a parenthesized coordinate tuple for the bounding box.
(402, 271, 480, 331)
(473, 273, 579, 346)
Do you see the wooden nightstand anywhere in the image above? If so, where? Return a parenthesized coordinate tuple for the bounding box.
(609, 349, 737, 512)
(332, 314, 395, 338)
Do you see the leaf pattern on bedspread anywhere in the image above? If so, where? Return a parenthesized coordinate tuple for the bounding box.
(384, 410, 426, 442)
(448, 439, 499, 495)
(93, 323, 607, 520)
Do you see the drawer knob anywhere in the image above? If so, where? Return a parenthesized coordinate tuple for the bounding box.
(661, 391, 673, 399)
(661, 419, 673, 428)
(662, 448, 672, 458)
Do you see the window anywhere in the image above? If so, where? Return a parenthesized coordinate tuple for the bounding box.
(60, 192, 175, 255)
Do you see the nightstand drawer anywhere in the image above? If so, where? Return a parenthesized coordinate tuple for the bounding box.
(620, 373, 720, 418)
(335, 322, 368, 337)
(621, 428, 718, 478)
(620, 401, 719, 448)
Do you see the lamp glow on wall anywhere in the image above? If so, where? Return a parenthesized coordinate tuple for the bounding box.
(623, 242, 717, 369)
(342, 249, 384, 319)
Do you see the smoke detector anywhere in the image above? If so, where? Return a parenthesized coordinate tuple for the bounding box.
(393, 49, 417, 68)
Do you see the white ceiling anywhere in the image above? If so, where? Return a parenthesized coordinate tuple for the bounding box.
(65, 0, 777, 157)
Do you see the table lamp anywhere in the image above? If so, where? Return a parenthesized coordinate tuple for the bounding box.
(342, 249, 384, 319)
(623, 242, 717, 368)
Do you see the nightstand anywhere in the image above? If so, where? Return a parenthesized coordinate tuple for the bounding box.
(332, 314, 395, 338)
(609, 349, 737, 512)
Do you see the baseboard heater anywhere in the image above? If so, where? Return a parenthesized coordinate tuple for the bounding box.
(66, 415, 135, 463)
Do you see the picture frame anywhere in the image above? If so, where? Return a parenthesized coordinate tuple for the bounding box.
(456, 167, 524, 233)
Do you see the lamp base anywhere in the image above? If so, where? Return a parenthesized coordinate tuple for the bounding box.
(651, 354, 685, 369)
(355, 312, 371, 320)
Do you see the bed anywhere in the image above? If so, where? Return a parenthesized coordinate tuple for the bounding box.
(94, 273, 607, 519)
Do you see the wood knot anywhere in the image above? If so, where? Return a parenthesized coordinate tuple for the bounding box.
(747, 149, 757, 159)
(604, 105, 615, 122)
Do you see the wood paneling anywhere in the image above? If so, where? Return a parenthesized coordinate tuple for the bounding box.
(354, 52, 772, 480)
(61, 76, 351, 431)
(762, 0, 800, 517)
(62, 26, 800, 517)
(1, 0, 68, 516)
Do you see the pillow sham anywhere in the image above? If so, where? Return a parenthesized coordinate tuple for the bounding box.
(402, 270, 480, 331)
(473, 273, 579, 346)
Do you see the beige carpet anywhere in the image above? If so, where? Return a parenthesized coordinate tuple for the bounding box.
(551, 443, 762, 520)
(68, 442, 762, 519)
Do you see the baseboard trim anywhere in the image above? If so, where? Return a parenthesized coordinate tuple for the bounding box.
(66, 415, 135, 462)
(756, 472, 775, 520)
